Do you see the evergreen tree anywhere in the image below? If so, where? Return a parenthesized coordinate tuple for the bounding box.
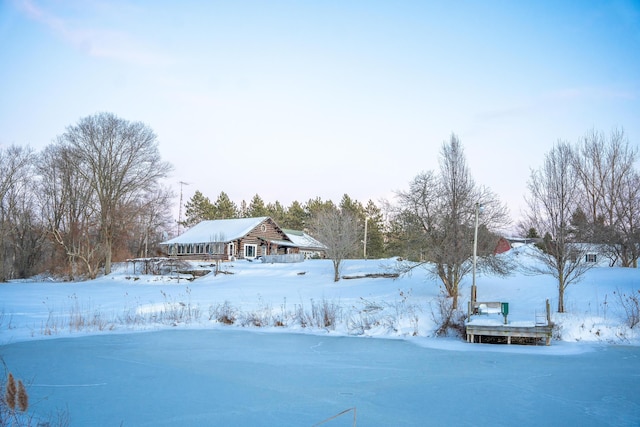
(246, 194, 268, 217)
(267, 200, 287, 224)
(239, 200, 248, 218)
(181, 190, 215, 227)
(339, 194, 363, 218)
(363, 200, 385, 258)
(339, 194, 365, 258)
(214, 191, 239, 219)
(305, 197, 336, 219)
(284, 200, 307, 230)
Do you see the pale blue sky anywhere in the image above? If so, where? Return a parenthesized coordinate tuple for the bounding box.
(1, 0, 639, 223)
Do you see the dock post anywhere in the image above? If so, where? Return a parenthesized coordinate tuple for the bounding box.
(546, 299, 551, 325)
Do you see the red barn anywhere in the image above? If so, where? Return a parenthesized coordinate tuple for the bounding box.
(494, 237, 512, 254)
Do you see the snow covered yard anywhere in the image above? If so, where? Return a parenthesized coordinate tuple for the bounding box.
(1, 249, 640, 425)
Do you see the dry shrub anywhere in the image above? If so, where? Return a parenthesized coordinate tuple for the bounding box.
(614, 289, 640, 329)
(430, 291, 466, 338)
(210, 301, 237, 325)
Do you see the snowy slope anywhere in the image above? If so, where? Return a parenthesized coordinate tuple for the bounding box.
(1, 246, 639, 346)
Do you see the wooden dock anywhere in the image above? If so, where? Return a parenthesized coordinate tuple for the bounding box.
(466, 299, 553, 345)
(466, 323, 553, 345)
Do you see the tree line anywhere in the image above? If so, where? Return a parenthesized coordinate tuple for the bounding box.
(522, 128, 639, 312)
(0, 112, 173, 281)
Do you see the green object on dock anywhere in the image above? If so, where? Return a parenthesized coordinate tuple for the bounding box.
(501, 302, 509, 316)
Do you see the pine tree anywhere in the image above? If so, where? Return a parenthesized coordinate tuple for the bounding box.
(364, 200, 386, 258)
(214, 192, 239, 219)
(284, 201, 307, 230)
(266, 201, 287, 224)
(246, 194, 268, 217)
(182, 190, 216, 227)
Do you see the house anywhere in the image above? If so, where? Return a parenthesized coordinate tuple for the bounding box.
(160, 217, 325, 261)
(494, 237, 512, 255)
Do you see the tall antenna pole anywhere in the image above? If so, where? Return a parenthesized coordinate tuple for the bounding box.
(177, 181, 190, 235)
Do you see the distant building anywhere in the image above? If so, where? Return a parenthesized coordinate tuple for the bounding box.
(494, 237, 512, 255)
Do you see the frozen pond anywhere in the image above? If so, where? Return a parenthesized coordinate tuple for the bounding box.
(2, 330, 639, 426)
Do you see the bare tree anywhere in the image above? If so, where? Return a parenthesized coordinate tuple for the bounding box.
(126, 185, 175, 258)
(573, 128, 638, 265)
(613, 170, 640, 267)
(310, 207, 360, 282)
(59, 113, 172, 275)
(37, 142, 103, 279)
(0, 145, 34, 281)
(5, 185, 46, 278)
(396, 135, 510, 308)
(523, 141, 592, 313)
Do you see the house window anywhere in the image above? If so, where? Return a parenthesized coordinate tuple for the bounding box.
(244, 244, 257, 259)
(585, 253, 597, 263)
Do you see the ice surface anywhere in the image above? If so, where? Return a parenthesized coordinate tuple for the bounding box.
(2, 330, 639, 426)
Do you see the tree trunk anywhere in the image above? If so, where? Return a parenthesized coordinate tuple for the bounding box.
(102, 212, 113, 275)
(105, 245, 112, 275)
(333, 259, 340, 282)
(557, 283, 565, 313)
(438, 265, 459, 309)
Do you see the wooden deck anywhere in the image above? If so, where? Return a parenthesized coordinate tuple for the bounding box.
(466, 323, 553, 345)
(466, 298, 553, 345)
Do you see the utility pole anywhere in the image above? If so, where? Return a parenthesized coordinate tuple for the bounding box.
(471, 202, 482, 306)
(363, 217, 368, 259)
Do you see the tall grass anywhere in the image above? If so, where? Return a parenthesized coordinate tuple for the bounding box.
(25, 290, 427, 339)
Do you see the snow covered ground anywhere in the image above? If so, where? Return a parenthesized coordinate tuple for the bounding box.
(1, 246, 639, 425)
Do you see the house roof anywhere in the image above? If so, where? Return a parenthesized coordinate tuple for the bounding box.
(160, 217, 326, 252)
(281, 229, 326, 250)
(161, 217, 270, 245)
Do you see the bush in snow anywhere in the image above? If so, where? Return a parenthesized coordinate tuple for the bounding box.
(209, 301, 237, 325)
(292, 299, 341, 330)
(347, 299, 384, 335)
